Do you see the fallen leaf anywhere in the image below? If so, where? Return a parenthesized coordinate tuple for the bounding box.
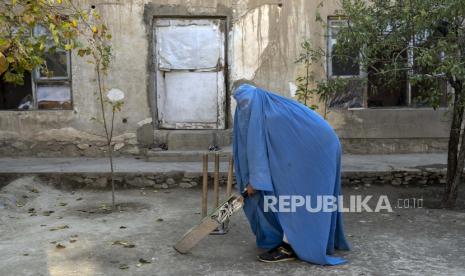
(43, 211, 55, 216)
(112, 240, 135, 248)
(139, 258, 151, 264)
(112, 240, 128, 246)
(50, 225, 69, 231)
(56, 243, 66, 249)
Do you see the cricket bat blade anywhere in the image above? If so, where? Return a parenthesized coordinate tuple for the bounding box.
(174, 193, 246, 254)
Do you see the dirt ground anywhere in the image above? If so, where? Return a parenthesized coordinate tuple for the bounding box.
(1, 176, 465, 276)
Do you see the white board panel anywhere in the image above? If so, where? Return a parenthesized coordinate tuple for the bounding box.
(161, 71, 219, 124)
(157, 25, 222, 70)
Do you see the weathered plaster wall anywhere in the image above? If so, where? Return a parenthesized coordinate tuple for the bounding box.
(231, 0, 318, 92)
(0, 0, 151, 156)
(228, 0, 451, 154)
(0, 0, 451, 156)
(229, 0, 330, 115)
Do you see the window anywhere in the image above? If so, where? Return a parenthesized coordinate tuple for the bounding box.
(327, 18, 447, 109)
(327, 18, 364, 109)
(409, 31, 448, 107)
(0, 26, 72, 110)
(366, 45, 408, 107)
(327, 19, 361, 78)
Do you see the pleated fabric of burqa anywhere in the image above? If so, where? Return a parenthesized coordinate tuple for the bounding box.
(233, 84, 350, 265)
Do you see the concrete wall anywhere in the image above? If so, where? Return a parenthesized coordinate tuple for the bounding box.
(0, 0, 451, 156)
(0, 0, 152, 156)
(329, 108, 450, 153)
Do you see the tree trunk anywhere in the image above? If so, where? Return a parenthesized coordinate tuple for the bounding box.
(446, 130, 465, 208)
(109, 147, 115, 209)
(109, 109, 116, 210)
(443, 82, 464, 208)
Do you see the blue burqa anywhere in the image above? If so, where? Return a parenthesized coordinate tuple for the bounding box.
(233, 84, 350, 265)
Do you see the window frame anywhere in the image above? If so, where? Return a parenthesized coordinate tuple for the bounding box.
(327, 18, 362, 79)
(33, 50, 73, 110)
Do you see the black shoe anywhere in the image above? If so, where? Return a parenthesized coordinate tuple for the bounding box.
(257, 242, 296, 263)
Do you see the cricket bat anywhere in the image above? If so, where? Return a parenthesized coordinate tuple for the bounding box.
(174, 190, 248, 254)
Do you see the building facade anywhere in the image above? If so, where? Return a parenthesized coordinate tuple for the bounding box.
(0, 0, 450, 157)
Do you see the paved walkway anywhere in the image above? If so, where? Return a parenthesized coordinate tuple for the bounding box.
(0, 153, 447, 174)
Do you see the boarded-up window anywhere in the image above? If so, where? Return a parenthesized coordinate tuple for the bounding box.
(155, 18, 226, 129)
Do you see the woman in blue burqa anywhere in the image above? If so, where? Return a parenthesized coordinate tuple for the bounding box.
(233, 83, 350, 265)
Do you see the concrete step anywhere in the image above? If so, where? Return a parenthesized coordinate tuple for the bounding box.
(145, 146, 232, 162)
(0, 154, 448, 190)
